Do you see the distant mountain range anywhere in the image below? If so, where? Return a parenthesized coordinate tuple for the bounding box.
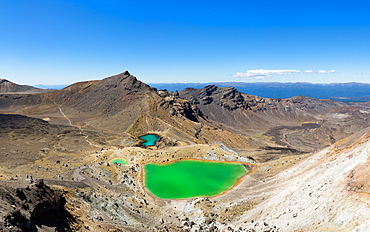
(33, 84, 68, 90)
(150, 82, 370, 102)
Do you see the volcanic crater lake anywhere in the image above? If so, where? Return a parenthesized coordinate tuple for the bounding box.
(108, 158, 127, 165)
(144, 159, 248, 199)
(139, 134, 160, 146)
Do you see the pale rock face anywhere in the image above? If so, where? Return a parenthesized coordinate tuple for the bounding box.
(235, 135, 370, 231)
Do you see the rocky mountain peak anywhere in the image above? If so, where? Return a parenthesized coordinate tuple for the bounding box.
(96, 71, 153, 93)
(101, 71, 131, 82)
(200, 85, 218, 96)
(0, 78, 10, 84)
(181, 85, 247, 110)
(49, 71, 158, 117)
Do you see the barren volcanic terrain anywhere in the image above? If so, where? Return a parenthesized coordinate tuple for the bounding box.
(1, 72, 370, 231)
(0, 79, 51, 94)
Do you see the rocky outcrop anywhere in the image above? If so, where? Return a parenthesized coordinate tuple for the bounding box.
(180, 85, 347, 129)
(0, 179, 75, 231)
(182, 85, 248, 110)
(157, 89, 205, 122)
(181, 85, 345, 114)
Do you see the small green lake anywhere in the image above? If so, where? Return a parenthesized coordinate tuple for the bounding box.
(144, 159, 248, 199)
(139, 134, 160, 146)
(109, 158, 127, 165)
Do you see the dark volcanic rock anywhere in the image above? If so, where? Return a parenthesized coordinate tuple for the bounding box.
(182, 85, 248, 110)
(0, 179, 75, 231)
(157, 89, 205, 122)
(180, 85, 346, 130)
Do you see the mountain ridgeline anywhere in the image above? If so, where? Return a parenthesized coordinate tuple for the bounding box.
(151, 82, 370, 102)
(1, 71, 370, 152)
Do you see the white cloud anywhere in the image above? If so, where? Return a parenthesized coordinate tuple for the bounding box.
(232, 69, 301, 79)
(233, 69, 335, 79)
(318, 70, 335, 74)
(233, 72, 266, 79)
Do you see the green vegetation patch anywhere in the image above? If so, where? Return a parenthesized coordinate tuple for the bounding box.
(144, 159, 248, 199)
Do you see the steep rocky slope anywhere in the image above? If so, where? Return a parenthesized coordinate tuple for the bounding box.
(233, 127, 370, 231)
(180, 85, 345, 131)
(180, 85, 370, 153)
(0, 179, 77, 231)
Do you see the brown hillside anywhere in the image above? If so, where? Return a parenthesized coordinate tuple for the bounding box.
(180, 85, 345, 131)
(179, 85, 370, 153)
(0, 79, 51, 94)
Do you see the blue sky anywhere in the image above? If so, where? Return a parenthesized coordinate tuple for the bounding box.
(1, 0, 370, 85)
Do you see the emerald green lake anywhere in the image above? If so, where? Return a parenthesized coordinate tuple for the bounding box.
(109, 158, 127, 165)
(144, 160, 248, 199)
(139, 134, 160, 146)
